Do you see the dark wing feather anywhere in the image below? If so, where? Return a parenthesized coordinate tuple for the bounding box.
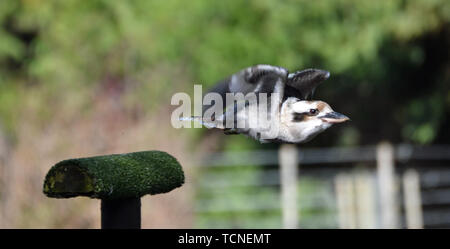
(286, 68, 330, 100)
(203, 65, 288, 114)
(229, 64, 288, 97)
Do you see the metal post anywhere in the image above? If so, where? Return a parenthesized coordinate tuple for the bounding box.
(376, 142, 399, 228)
(101, 198, 141, 229)
(403, 169, 423, 229)
(279, 144, 298, 229)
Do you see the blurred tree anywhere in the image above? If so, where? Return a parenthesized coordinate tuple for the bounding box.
(0, 0, 448, 146)
(0, 0, 449, 229)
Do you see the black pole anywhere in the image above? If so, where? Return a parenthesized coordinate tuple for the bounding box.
(101, 198, 141, 229)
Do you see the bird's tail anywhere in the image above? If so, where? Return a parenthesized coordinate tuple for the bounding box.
(179, 116, 223, 129)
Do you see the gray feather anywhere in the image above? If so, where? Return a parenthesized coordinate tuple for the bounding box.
(287, 68, 330, 99)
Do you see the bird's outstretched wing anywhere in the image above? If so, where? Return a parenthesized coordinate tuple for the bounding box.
(286, 69, 330, 100)
(202, 64, 289, 114)
(229, 64, 288, 97)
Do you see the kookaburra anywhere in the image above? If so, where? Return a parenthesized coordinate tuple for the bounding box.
(195, 64, 349, 143)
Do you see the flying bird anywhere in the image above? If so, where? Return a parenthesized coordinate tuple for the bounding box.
(194, 64, 349, 143)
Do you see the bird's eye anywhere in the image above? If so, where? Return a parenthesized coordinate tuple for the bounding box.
(309, 109, 318, 115)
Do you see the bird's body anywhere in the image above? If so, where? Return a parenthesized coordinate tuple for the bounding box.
(197, 64, 349, 143)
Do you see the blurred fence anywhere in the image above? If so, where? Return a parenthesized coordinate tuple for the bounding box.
(195, 143, 450, 228)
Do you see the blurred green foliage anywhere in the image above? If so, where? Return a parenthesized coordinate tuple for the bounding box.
(1, 0, 449, 145)
(1, 0, 449, 229)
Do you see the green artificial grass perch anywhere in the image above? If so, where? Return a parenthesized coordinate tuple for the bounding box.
(43, 151, 184, 200)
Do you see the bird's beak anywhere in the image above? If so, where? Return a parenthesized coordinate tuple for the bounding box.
(320, 111, 350, 123)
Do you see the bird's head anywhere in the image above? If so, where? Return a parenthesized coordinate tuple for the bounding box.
(281, 98, 349, 143)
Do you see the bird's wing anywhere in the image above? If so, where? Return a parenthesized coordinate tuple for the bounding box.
(286, 69, 330, 100)
(203, 64, 289, 114)
(229, 64, 288, 98)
